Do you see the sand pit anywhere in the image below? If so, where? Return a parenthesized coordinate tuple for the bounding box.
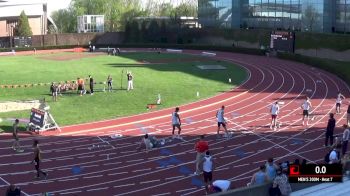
(0, 100, 41, 113)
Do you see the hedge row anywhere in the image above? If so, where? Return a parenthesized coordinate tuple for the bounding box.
(277, 52, 350, 85)
(0, 45, 87, 52)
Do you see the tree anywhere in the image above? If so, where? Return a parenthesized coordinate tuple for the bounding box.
(148, 20, 160, 42)
(17, 10, 33, 36)
(51, 8, 77, 33)
(303, 4, 319, 32)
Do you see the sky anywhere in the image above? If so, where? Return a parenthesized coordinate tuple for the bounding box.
(3, 0, 185, 15)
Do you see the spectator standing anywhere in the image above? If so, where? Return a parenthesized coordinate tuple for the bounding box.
(50, 82, 58, 102)
(342, 124, 350, 156)
(107, 75, 113, 92)
(194, 135, 209, 175)
(266, 158, 279, 181)
(347, 103, 350, 125)
(127, 72, 134, 91)
(77, 77, 85, 96)
(6, 184, 21, 196)
(250, 165, 268, 186)
(89, 75, 94, 95)
(329, 147, 340, 164)
(202, 151, 215, 194)
(270, 168, 292, 196)
(325, 113, 336, 147)
(32, 140, 48, 179)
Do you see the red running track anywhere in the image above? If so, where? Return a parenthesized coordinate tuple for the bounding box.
(0, 49, 349, 196)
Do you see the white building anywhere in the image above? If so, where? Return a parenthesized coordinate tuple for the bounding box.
(77, 15, 104, 33)
(0, 0, 57, 36)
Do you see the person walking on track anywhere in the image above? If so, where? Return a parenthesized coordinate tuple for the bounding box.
(12, 119, 23, 152)
(325, 113, 336, 147)
(31, 140, 48, 179)
(171, 107, 182, 139)
(301, 97, 312, 126)
(270, 102, 280, 130)
(127, 72, 134, 91)
(336, 92, 346, 114)
(216, 105, 229, 138)
(194, 135, 209, 175)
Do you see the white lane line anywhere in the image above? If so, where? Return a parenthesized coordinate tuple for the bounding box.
(60, 190, 82, 195)
(54, 149, 72, 152)
(126, 159, 145, 163)
(57, 168, 71, 171)
(176, 187, 198, 193)
(83, 175, 103, 179)
(113, 183, 135, 188)
(165, 175, 185, 180)
(78, 155, 95, 159)
(215, 167, 230, 172)
(140, 179, 161, 184)
(58, 178, 79, 182)
(87, 187, 109, 192)
(132, 168, 152, 173)
(103, 162, 122, 166)
(120, 150, 137, 154)
(232, 163, 251, 168)
(151, 192, 171, 196)
(107, 171, 128, 176)
(81, 164, 99, 168)
(55, 157, 74, 161)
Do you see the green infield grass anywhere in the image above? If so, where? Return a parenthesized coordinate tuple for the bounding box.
(0, 51, 247, 131)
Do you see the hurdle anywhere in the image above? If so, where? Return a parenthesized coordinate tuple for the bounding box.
(201, 51, 216, 57)
(166, 49, 183, 53)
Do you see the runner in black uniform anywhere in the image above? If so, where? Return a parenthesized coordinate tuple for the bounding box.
(89, 75, 94, 95)
(32, 140, 47, 179)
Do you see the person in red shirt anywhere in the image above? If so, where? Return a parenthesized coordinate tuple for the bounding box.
(194, 135, 209, 175)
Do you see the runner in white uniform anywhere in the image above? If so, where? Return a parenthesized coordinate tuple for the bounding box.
(171, 107, 182, 139)
(301, 97, 312, 126)
(270, 102, 280, 129)
(127, 72, 134, 91)
(212, 180, 231, 192)
(216, 105, 229, 138)
(202, 151, 214, 194)
(336, 92, 345, 114)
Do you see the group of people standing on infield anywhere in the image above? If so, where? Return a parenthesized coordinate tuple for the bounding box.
(49, 72, 134, 100)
